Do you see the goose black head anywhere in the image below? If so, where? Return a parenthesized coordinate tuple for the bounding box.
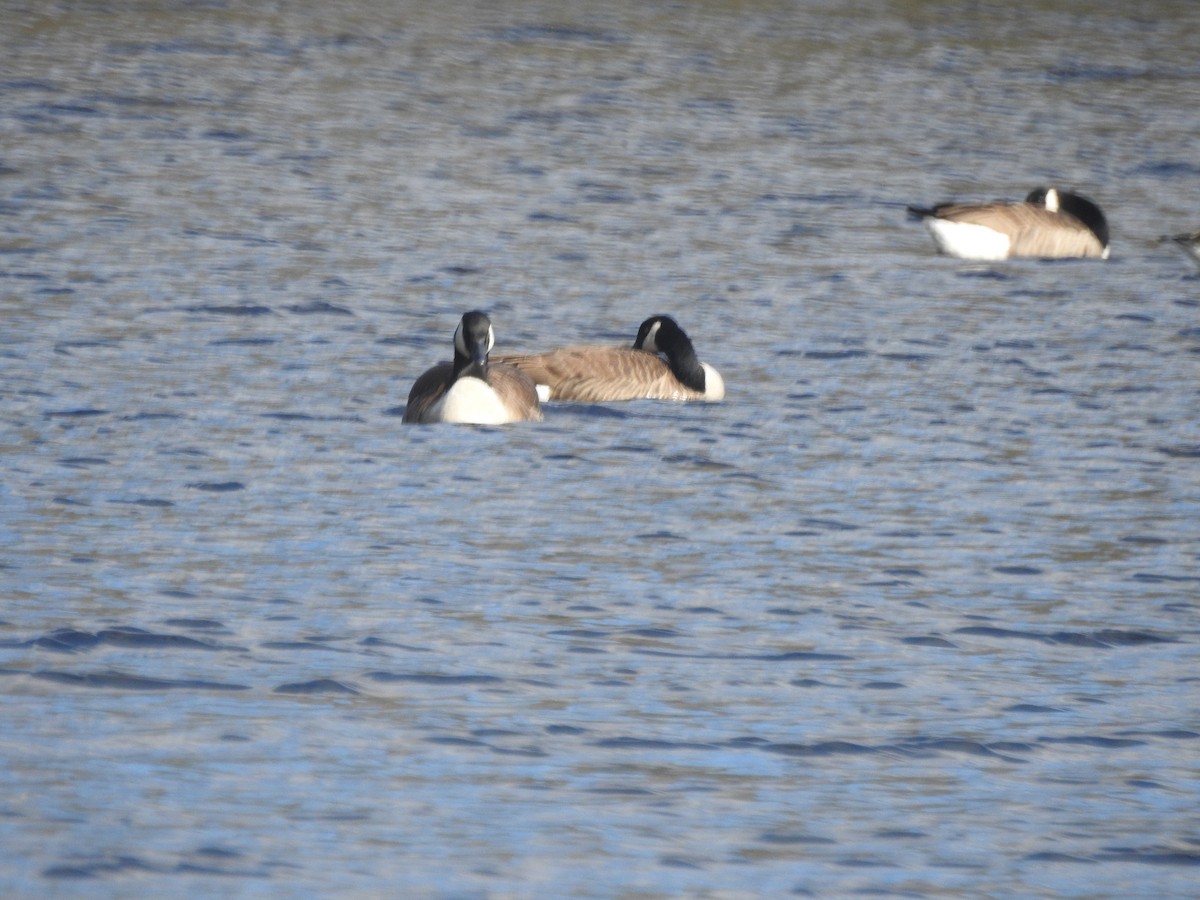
(633, 315, 706, 393)
(452, 310, 495, 379)
(1026, 187, 1109, 248)
(1025, 186, 1055, 209)
(634, 315, 686, 354)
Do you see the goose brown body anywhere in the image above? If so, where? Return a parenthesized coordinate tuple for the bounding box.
(908, 188, 1109, 260)
(493, 315, 724, 403)
(403, 360, 542, 424)
(495, 347, 706, 402)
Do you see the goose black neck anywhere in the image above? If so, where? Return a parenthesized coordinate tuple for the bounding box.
(1027, 187, 1108, 248)
(453, 310, 494, 381)
(453, 349, 488, 381)
(656, 323, 706, 393)
(1058, 192, 1109, 248)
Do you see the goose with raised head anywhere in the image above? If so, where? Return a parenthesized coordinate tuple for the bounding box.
(907, 187, 1109, 260)
(402, 310, 542, 425)
(494, 314, 724, 403)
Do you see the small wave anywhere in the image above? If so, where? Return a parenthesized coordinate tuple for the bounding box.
(1097, 845, 1200, 866)
(273, 678, 359, 695)
(1157, 444, 1200, 458)
(901, 636, 957, 648)
(284, 301, 353, 316)
(954, 626, 1172, 648)
(181, 304, 273, 316)
(1038, 735, 1145, 749)
(21, 627, 229, 653)
(43, 408, 109, 418)
(32, 670, 247, 691)
(592, 737, 717, 751)
(366, 672, 503, 685)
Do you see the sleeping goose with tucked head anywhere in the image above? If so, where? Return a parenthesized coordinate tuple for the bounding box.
(1162, 230, 1200, 269)
(493, 314, 725, 403)
(402, 310, 542, 425)
(907, 187, 1109, 260)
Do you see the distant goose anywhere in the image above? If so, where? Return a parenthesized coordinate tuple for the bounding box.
(494, 315, 725, 403)
(402, 310, 542, 425)
(907, 187, 1110, 260)
(1162, 230, 1200, 268)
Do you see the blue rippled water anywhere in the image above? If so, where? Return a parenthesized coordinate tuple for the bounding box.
(2, 0, 1199, 896)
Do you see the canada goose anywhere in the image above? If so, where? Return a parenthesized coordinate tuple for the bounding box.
(493, 315, 725, 403)
(907, 187, 1110, 260)
(1162, 230, 1200, 268)
(402, 310, 542, 425)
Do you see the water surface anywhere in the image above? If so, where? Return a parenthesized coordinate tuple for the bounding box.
(2, 0, 1199, 896)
